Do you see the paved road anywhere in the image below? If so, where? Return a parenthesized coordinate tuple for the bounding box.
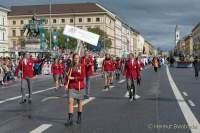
(0, 65, 199, 133)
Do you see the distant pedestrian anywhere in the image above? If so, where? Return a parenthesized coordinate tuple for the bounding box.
(102, 53, 115, 90)
(51, 58, 60, 91)
(152, 56, 159, 72)
(193, 56, 200, 78)
(80, 50, 94, 99)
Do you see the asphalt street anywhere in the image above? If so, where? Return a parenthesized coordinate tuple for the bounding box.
(0, 65, 199, 133)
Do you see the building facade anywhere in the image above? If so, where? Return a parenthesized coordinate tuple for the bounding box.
(0, 5, 10, 55)
(144, 41, 153, 56)
(7, 2, 149, 57)
(192, 22, 200, 55)
(184, 34, 193, 56)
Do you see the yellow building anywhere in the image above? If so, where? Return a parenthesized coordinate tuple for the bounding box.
(184, 34, 193, 56)
(144, 41, 153, 56)
(192, 22, 200, 55)
(8, 3, 117, 54)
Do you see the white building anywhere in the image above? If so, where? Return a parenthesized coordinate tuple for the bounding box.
(114, 17, 122, 56)
(0, 5, 10, 55)
(137, 34, 144, 56)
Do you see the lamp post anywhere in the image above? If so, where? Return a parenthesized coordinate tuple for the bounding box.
(49, 0, 52, 51)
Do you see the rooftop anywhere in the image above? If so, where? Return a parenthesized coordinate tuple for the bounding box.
(8, 3, 106, 16)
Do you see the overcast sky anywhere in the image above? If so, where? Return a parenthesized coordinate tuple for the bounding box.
(1, 0, 200, 50)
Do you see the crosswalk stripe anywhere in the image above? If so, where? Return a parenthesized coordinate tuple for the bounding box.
(183, 92, 188, 97)
(29, 124, 52, 133)
(188, 100, 196, 107)
(0, 87, 56, 104)
(118, 79, 126, 84)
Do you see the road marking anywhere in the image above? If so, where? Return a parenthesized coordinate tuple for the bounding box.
(118, 79, 126, 84)
(188, 100, 196, 107)
(166, 66, 200, 133)
(74, 97, 95, 108)
(41, 96, 60, 102)
(183, 92, 188, 97)
(0, 87, 56, 104)
(29, 124, 52, 133)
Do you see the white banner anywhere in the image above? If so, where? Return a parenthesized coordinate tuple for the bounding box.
(63, 25, 100, 46)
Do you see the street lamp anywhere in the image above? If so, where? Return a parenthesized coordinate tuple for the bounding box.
(49, 0, 52, 51)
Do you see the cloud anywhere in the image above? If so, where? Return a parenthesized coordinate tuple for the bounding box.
(1, 0, 200, 50)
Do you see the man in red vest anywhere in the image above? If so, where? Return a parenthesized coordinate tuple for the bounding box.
(80, 50, 94, 99)
(18, 53, 34, 104)
(123, 53, 140, 102)
(102, 53, 114, 90)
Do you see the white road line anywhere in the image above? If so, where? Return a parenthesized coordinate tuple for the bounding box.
(166, 66, 200, 133)
(29, 124, 52, 133)
(0, 87, 56, 104)
(188, 100, 196, 107)
(118, 79, 126, 84)
(183, 92, 188, 97)
(41, 96, 60, 102)
(74, 97, 95, 108)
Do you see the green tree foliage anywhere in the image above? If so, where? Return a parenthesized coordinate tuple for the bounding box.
(44, 29, 77, 50)
(87, 27, 112, 50)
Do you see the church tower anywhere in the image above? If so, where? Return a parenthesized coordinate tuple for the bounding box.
(175, 25, 180, 46)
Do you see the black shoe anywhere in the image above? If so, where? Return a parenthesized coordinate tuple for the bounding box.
(84, 95, 89, 99)
(76, 112, 82, 124)
(65, 113, 73, 126)
(28, 99, 32, 104)
(20, 99, 26, 104)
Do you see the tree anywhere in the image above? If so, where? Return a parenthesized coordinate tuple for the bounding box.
(87, 27, 112, 51)
(44, 29, 77, 50)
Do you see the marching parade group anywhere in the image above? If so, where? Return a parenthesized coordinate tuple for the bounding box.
(2, 50, 165, 126)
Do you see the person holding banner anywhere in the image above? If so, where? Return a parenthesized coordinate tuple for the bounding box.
(18, 53, 34, 104)
(102, 54, 115, 90)
(80, 50, 94, 99)
(65, 53, 85, 126)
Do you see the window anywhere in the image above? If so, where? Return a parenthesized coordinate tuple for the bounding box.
(53, 19, 57, 23)
(87, 18, 91, 22)
(13, 40, 16, 46)
(3, 18, 4, 26)
(3, 32, 5, 40)
(20, 20, 24, 25)
(70, 19, 74, 23)
(79, 18, 82, 23)
(12, 30, 16, 37)
(13, 20, 16, 25)
(96, 18, 100, 22)
(61, 19, 65, 23)
(45, 19, 48, 24)
(20, 30, 24, 36)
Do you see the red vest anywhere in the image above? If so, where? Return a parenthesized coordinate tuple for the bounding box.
(115, 59, 121, 69)
(123, 59, 139, 79)
(65, 64, 85, 90)
(102, 59, 114, 72)
(80, 56, 94, 77)
(59, 63, 65, 74)
(19, 58, 34, 79)
(51, 63, 60, 74)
